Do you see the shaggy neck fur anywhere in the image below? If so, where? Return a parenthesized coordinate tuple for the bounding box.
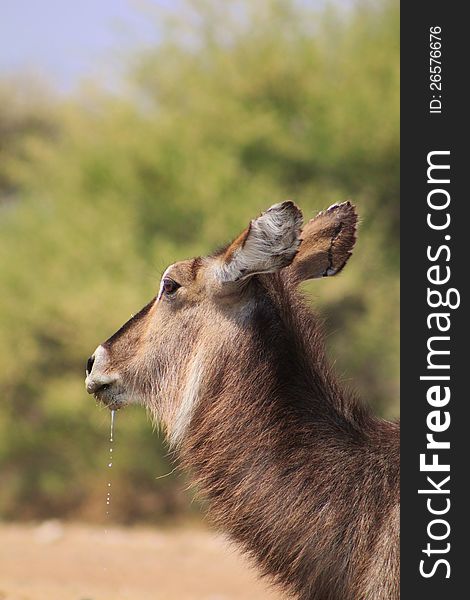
(180, 276, 400, 600)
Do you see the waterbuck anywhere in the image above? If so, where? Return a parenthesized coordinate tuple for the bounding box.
(85, 201, 399, 600)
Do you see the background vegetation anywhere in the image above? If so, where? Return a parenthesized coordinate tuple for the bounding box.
(0, 0, 399, 523)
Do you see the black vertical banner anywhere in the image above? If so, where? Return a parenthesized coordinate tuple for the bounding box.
(401, 2, 468, 598)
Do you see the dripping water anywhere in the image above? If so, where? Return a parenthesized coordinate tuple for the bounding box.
(104, 409, 116, 577)
(106, 409, 116, 516)
(105, 410, 115, 533)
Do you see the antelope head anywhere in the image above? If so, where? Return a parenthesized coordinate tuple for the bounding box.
(85, 201, 357, 445)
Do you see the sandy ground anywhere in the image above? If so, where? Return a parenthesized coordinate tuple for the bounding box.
(0, 523, 282, 600)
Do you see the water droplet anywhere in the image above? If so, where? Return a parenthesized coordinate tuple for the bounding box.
(110, 409, 116, 442)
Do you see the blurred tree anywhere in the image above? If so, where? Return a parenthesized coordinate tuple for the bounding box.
(0, 0, 399, 522)
(0, 79, 58, 205)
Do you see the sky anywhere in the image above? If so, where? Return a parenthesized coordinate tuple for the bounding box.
(0, 0, 166, 92)
(0, 0, 352, 93)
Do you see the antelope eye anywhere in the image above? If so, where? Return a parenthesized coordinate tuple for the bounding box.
(162, 278, 180, 296)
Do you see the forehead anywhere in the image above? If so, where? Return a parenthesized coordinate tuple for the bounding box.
(159, 258, 203, 290)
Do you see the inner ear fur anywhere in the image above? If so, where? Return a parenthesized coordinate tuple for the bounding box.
(219, 201, 303, 283)
(286, 201, 357, 284)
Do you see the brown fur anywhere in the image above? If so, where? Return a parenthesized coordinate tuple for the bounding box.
(86, 201, 399, 599)
(182, 277, 399, 600)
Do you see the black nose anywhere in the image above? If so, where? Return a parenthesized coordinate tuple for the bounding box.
(86, 355, 95, 376)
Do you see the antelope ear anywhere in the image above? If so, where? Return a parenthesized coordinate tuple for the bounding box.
(286, 201, 357, 284)
(218, 201, 303, 283)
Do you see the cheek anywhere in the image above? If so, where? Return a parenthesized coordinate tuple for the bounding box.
(149, 298, 211, 363)
(151, 311, 193, 357)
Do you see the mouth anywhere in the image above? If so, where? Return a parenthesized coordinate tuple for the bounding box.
(86, 377, 127, 411)
(93, 386, 126, 411)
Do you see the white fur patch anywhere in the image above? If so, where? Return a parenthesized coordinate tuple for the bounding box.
(169, 352, 204, 446)
(220, 202, 302, 283)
